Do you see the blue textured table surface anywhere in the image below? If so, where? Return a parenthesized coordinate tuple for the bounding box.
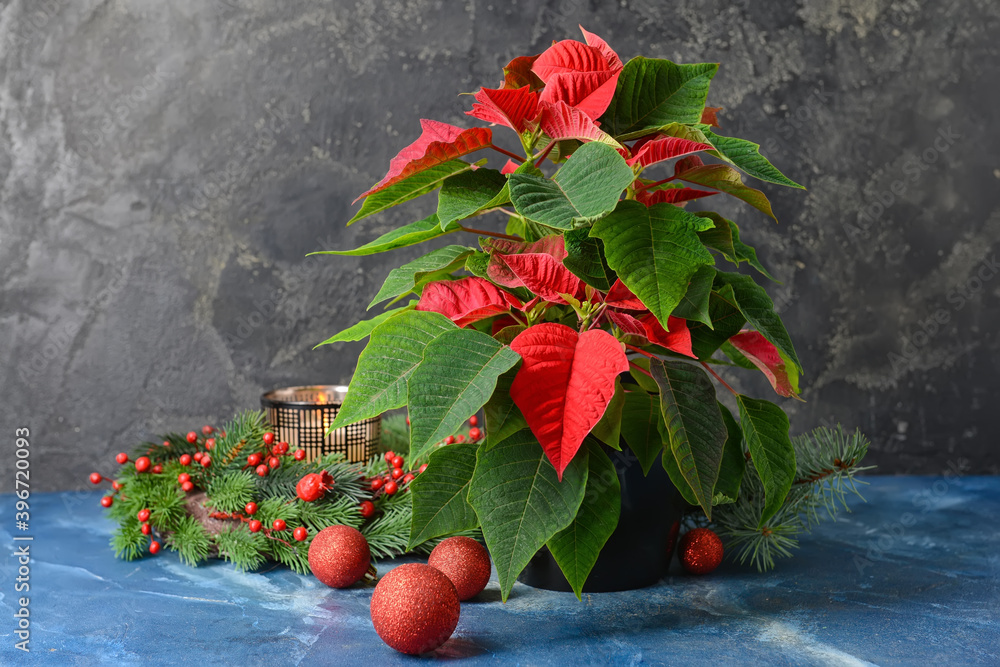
(1, 476, 997, 666)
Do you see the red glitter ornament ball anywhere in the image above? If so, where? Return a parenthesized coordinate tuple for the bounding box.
(370, 564, 460, 655)
(428, 536, 491, 601)
(678, 527, 724, 575)
(308, 525, 371, 589)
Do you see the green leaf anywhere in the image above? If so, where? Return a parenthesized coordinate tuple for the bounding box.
(650, 359, 727, 518)
(676, 164, 777, 222)
(671, 265, 716, 327)
(590, 379, 624, 450)
(327, 311, 455, 430)
(348, 160, 477, 225)
(483, 367, 526, 450)
(687, 285, 747, 360)
(437, 168, 509, 229)
(626, 357, 660, 394)
(736, 394, 795, 525)
(590, 200, 715, 328)
(695, 213, 776, 281)
(468, 429, 589, 601)
(600, 57, 719, 139)
(562, 228, 615, 291)
(720, 340, 758, 370)
(699, 127, 804, 189)
(368, 245, 474, 309)
(313, 305, 414, 348)
(714, 272, 801, 372)
(660, 440, 700, 506)
(714, 402, 746, 502)
(313, 215, 456, 256)
(509, 142, 634, 230)
(546, 440, 620, 599)
(407, 442, 481, 548)
(408, 330, 521, 460)
(619, 389, 663, 475)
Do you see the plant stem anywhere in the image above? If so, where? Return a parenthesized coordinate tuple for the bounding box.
(534, 142, 556, 168)
(459, 225, 520, 241)
(634, 175, 677, 191)
(628, 361, 653, 378)
(624, 343, 657, 360)
(700, 361, 738, 397)
(490, 144, 525, 163)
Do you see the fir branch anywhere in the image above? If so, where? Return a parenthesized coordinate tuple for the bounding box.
(111, 520, 146, 561)
(711, 425, 873, 572)
(165, 516, 212, 566)
(266, 537, 311, 575)
(213, 410, 268, 474)
(297, 496, 362, 534)
(206, 471, 257, 514)
(363, 500, 413, 560)
(213, 526, 268, 572)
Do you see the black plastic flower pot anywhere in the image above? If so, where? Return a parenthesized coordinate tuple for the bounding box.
(518, 443, 683, 593)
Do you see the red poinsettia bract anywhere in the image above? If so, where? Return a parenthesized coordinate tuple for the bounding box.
(509, 323, 629, 479)
(416, 277, 523, 328)
(728, 330, 800, 398)
(354, 120, 493, 202)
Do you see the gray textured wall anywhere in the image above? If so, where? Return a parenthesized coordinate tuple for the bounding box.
(2, 0, 998, 491)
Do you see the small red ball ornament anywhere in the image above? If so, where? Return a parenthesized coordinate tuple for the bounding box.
(149, 540, 161, 554)
(244, 502, 258, 515)
(181, 481, 194, 492)
(137, 508, 151, 522)
(179, 454, 192, 466)
(116, 452, 129, 465)
(263, 432, 275, 446)
(89, 472, 103, 485)
(308, 525, 371, 589)
(141, 523, 151, 535)
(296, 471, 334, 502)
(272, 519, 286, 531)
(247, 453, 262, 466)
(255, 464, 269, 477)
(186, 431, 198, 444)
(134, 456, 151, 473)
(359, 500, 375, 518)
(248, 520, 262, 533)
(293, 449, 306, 461)
(293, 526, 308, 541)
(370, 563, 460, 655)
(678, 528, 724, 575)
(100, 496, 113, 508)
(428, 536, 491, 601)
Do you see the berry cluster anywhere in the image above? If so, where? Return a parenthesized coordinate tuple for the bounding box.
(210, 501, 310, 544)
(243, 431, 306, 478)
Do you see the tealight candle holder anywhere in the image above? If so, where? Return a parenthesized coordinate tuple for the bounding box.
(260, 385, 379, 463)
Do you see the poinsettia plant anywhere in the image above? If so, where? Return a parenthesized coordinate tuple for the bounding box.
(316, 27, 805, 600)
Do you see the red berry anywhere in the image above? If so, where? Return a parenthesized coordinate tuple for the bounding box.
(370, 564, 459, 654)
(193, 452, 203, 462)
(245, 502, 258, 515)
(428, 536, 491, 601)
(89, 472, 103, 484)
(141, 523, 152, 535)
(134, 456, 151, 473)
(268, 456, 280, 469)
(308, 525, 371, 589)
(178, 473, 191, 484)
(179, 454, 192, 466)
(403, 473, 415, 484)
(359, 500, 375, 518)
(202, 425, 214, 436)
(391, 455, 404, 469)
(456, 434, 466, 443)
(100, 496, 113, 508)
(205, 438, 215, 451)
(293, 526, 308, 541)
(384, 450, 395, 463)
(162, 440, 170, 448)
(256, 464, 269, 477)
(248, 520, 262, 533)
(405, 416, 411, 425)
(181, 481, 194, 492)
(469, 427, 482, 440)
(293, 449, 306, 461)
(200, 456, 212, 468)
(469, 415, 479, 427)
(137, 508, 151, 522)
(116, 452, 129, 465)
(390, 468, 404, 480)
(296, 471, 334, 502)
(384, 481, 398, 495)
(186, 431, 198, 444)
(418, 464, 428, 474)
(112, 480, 122, 491)
(247, 453, 262, 466)
(272, 519, 286, 531)
(444, 436, 455, 445)
(151, 464, 163, 474)
(277, 441, 289, 455)
(149, 540, 161, 554)
(263, 432, 275, 446)
(370, 478, 384, 491)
